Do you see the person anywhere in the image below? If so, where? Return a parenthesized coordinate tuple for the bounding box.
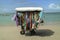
(12, 13, 20, 26)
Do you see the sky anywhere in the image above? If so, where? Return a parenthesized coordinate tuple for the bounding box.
(0, 0, 60, 13)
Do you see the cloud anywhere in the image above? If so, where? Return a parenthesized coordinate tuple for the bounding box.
(48, 3, 60, 9)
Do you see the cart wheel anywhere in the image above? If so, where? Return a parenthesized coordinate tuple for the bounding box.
(30, 29, 36, 35)
(20, 31, 25, 35)
(40, 20, 44, 23)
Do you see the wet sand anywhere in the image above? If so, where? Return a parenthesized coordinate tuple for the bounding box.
(0, 23, 60, 40)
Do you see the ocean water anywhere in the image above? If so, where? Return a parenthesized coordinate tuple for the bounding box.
(43, 13, 60, 25)
(0, 13, 60, 26)
(44, 13, 60, 22)
(0, 14, 16, 26)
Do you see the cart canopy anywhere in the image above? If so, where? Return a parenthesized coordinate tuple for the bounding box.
(15, 7, 43, 12)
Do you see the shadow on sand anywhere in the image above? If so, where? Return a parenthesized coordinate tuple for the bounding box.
(25, 29, 54, 37)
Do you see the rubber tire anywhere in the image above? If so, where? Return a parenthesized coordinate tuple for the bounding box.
(30, 29, 36, 35)
(20, 31, 25, 35)
(40, 20, 44, 23)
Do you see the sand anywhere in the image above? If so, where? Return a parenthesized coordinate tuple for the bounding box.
(0, 23, 60, 40)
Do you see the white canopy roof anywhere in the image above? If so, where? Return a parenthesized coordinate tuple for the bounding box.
(15, 7, 43, 11)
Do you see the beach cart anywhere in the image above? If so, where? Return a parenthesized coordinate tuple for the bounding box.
(15, 7, 43, 35)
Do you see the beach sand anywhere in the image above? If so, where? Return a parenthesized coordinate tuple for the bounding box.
(0, 22, 60, 40)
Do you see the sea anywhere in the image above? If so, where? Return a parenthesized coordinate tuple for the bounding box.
(0, 12, 60, 26)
